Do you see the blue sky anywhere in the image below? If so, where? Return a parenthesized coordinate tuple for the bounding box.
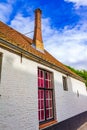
(0, 0, 87, 70)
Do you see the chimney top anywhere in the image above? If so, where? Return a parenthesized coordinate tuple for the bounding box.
(35, 8, 42, 13)
(33, 8, 44, 52)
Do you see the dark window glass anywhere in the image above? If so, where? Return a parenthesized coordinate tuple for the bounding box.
(62, 76, 68, 91)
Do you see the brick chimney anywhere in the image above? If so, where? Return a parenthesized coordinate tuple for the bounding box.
(33, 8, 44, 52)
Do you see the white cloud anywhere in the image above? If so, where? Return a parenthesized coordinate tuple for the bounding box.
(10, 14, 87, 70)
(0, 0, 86, 70)
(0, 1, 13, 22)
(65, 0, 87, 8)
(43, 19, 87, 70)
(10, 13, 34, 38)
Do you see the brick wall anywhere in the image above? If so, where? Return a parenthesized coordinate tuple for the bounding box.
(0, 47, 87, 130)
(0, 48, 39, 130)
(54, 72, 87, 122)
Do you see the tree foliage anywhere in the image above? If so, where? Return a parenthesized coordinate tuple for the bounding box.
(66, 66, 87, 87)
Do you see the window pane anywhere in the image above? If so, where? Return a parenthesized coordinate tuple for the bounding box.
(41, 110, 44, 120)
(46, 90, 53, 120)
(38, 90, 45, 122)
(38, 69, 44, 88)
(38, 110, 45, 121)
(41, 100, 44, 109)
(41, 71, 43, 78)
(41, 79, 44, 87)
(46, 80, 49, 88)
(46, 109, 49, 119)
(45, 72, 52, 88)
(45, 72, 48, 79)
(50, 109, 53, 117)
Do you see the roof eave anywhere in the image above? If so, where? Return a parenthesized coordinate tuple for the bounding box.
(0, 38, 85, 83)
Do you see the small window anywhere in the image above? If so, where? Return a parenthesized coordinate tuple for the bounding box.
(62, 76, 68, 91)
(0, 53, 3, 82)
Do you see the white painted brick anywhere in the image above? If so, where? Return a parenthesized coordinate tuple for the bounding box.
(0, 47, 87, 130)
(54, 73, 87, 122)
(0, 48, 39, 130)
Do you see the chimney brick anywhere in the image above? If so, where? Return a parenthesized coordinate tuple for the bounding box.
(33, 9, 44, 52)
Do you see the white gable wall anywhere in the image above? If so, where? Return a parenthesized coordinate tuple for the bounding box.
(0, 47, 87, 130)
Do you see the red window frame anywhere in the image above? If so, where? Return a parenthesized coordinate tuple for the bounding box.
(38, 68, 54, 123)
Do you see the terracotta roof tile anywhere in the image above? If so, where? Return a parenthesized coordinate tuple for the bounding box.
(0, 21, 84, 81)
(0, 21, 32, 46)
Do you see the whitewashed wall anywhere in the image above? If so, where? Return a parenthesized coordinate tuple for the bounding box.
(54, 72, 87, 122)
(0, 48, 39, 130)
(0, 47, 87, 130)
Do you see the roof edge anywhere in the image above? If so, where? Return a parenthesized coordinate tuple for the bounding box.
(0, 38, 85, 83)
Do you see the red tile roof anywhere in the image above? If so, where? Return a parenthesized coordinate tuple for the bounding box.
(0, 21, 84, 82)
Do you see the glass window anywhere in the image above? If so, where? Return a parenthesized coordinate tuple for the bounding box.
(62, 76, 68, 91)
(38, 68, 54, 123)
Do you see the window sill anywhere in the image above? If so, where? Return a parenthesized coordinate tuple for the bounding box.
(39, 120, 57, 130)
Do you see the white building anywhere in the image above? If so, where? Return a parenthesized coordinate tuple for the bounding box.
(0, 9, 87, 130)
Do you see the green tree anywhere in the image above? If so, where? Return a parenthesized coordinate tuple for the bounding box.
(66, 66, 87, 87)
